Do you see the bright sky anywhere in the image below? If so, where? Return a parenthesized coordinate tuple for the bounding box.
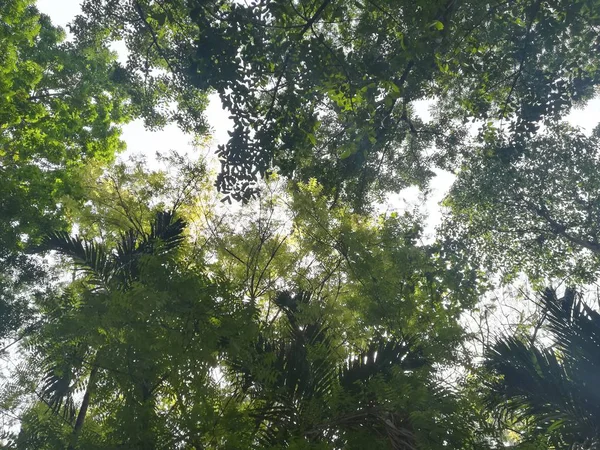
(36, 0, 600, 235)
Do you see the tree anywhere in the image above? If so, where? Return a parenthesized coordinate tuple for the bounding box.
(73, 0, 600, 205)
(228, 290, 477, 450)
(443, 123, 600, 282)
(11, 205, 255, 449)
(0, 0, 131, 248)
(6, 0, 600, 448)
(484, 288, 600, 449)
(0, 0, 213, 341)
(201, 178, 490, 448)
(28, 211, 187, 448)
(1, 169, 493, 448)
(0, 0, 156, 341)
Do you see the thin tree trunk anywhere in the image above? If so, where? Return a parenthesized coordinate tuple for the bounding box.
(67, 364, 99, 450)
(139, 380, 156, 450)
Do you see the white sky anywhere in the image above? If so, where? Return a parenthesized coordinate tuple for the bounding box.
(36, 0, 600, 236)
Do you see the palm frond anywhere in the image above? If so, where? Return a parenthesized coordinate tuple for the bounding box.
(242, 324, 337, 403)
(113, 229, 140, 288)
(112, 211, 187, 287)
(232, 291, 338, 447)
(484, 334, 598, 444)
(42, 211, 187, 292)
(340, 337, 427, 394)
(148, 210, 186, 253)
(41, 232, 113, 291)
(238, 291, 431, 449)
(40, 361, 76, 421)
(542, 289, 600, 430)
(544, 288, 600, 373)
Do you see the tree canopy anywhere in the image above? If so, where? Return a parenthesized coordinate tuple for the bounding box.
(1, 0, 600, 449)
(74, 0, 600, 205)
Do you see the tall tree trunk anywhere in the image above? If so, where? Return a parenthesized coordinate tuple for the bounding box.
(138, 379, 157, 450)
(67, 363, 99, 450)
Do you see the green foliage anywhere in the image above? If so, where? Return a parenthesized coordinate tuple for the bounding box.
(0, 170, 490, 449)
(198, 178, 488, 448)
(74, 0, 600, 206)
(228, 290, 471, 449)
(41, 210, 186, 291)
(16, 209, 255, 449)
(290, 179, 482, 351)
(3, 0, 600, 448)
(484, 288, 600, 448)
(0, 0, 164, 341)
(0, 0, 131, 250)
(444, 123, 600, 282)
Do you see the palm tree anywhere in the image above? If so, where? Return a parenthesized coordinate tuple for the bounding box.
(34, 211, 186, 449)
(229, 290, 453, 450)
(484, 288, 600, 449)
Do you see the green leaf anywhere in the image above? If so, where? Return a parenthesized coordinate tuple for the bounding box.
(339, 147, 355, 159)
(430, 20, 444, 31)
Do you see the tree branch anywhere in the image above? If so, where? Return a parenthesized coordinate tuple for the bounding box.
(500, 0, 543, 118)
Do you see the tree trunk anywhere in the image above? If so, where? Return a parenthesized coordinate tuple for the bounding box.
(67, 363, 99, 450)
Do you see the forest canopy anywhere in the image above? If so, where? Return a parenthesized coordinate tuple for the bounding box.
(1, 0, 600, 449)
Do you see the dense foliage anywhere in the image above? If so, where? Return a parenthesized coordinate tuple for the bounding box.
(74, 0, 600, 204)
(445, 123, 600, 282)
(1, 0, 600, 449)
(486, 288, 600, 449)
